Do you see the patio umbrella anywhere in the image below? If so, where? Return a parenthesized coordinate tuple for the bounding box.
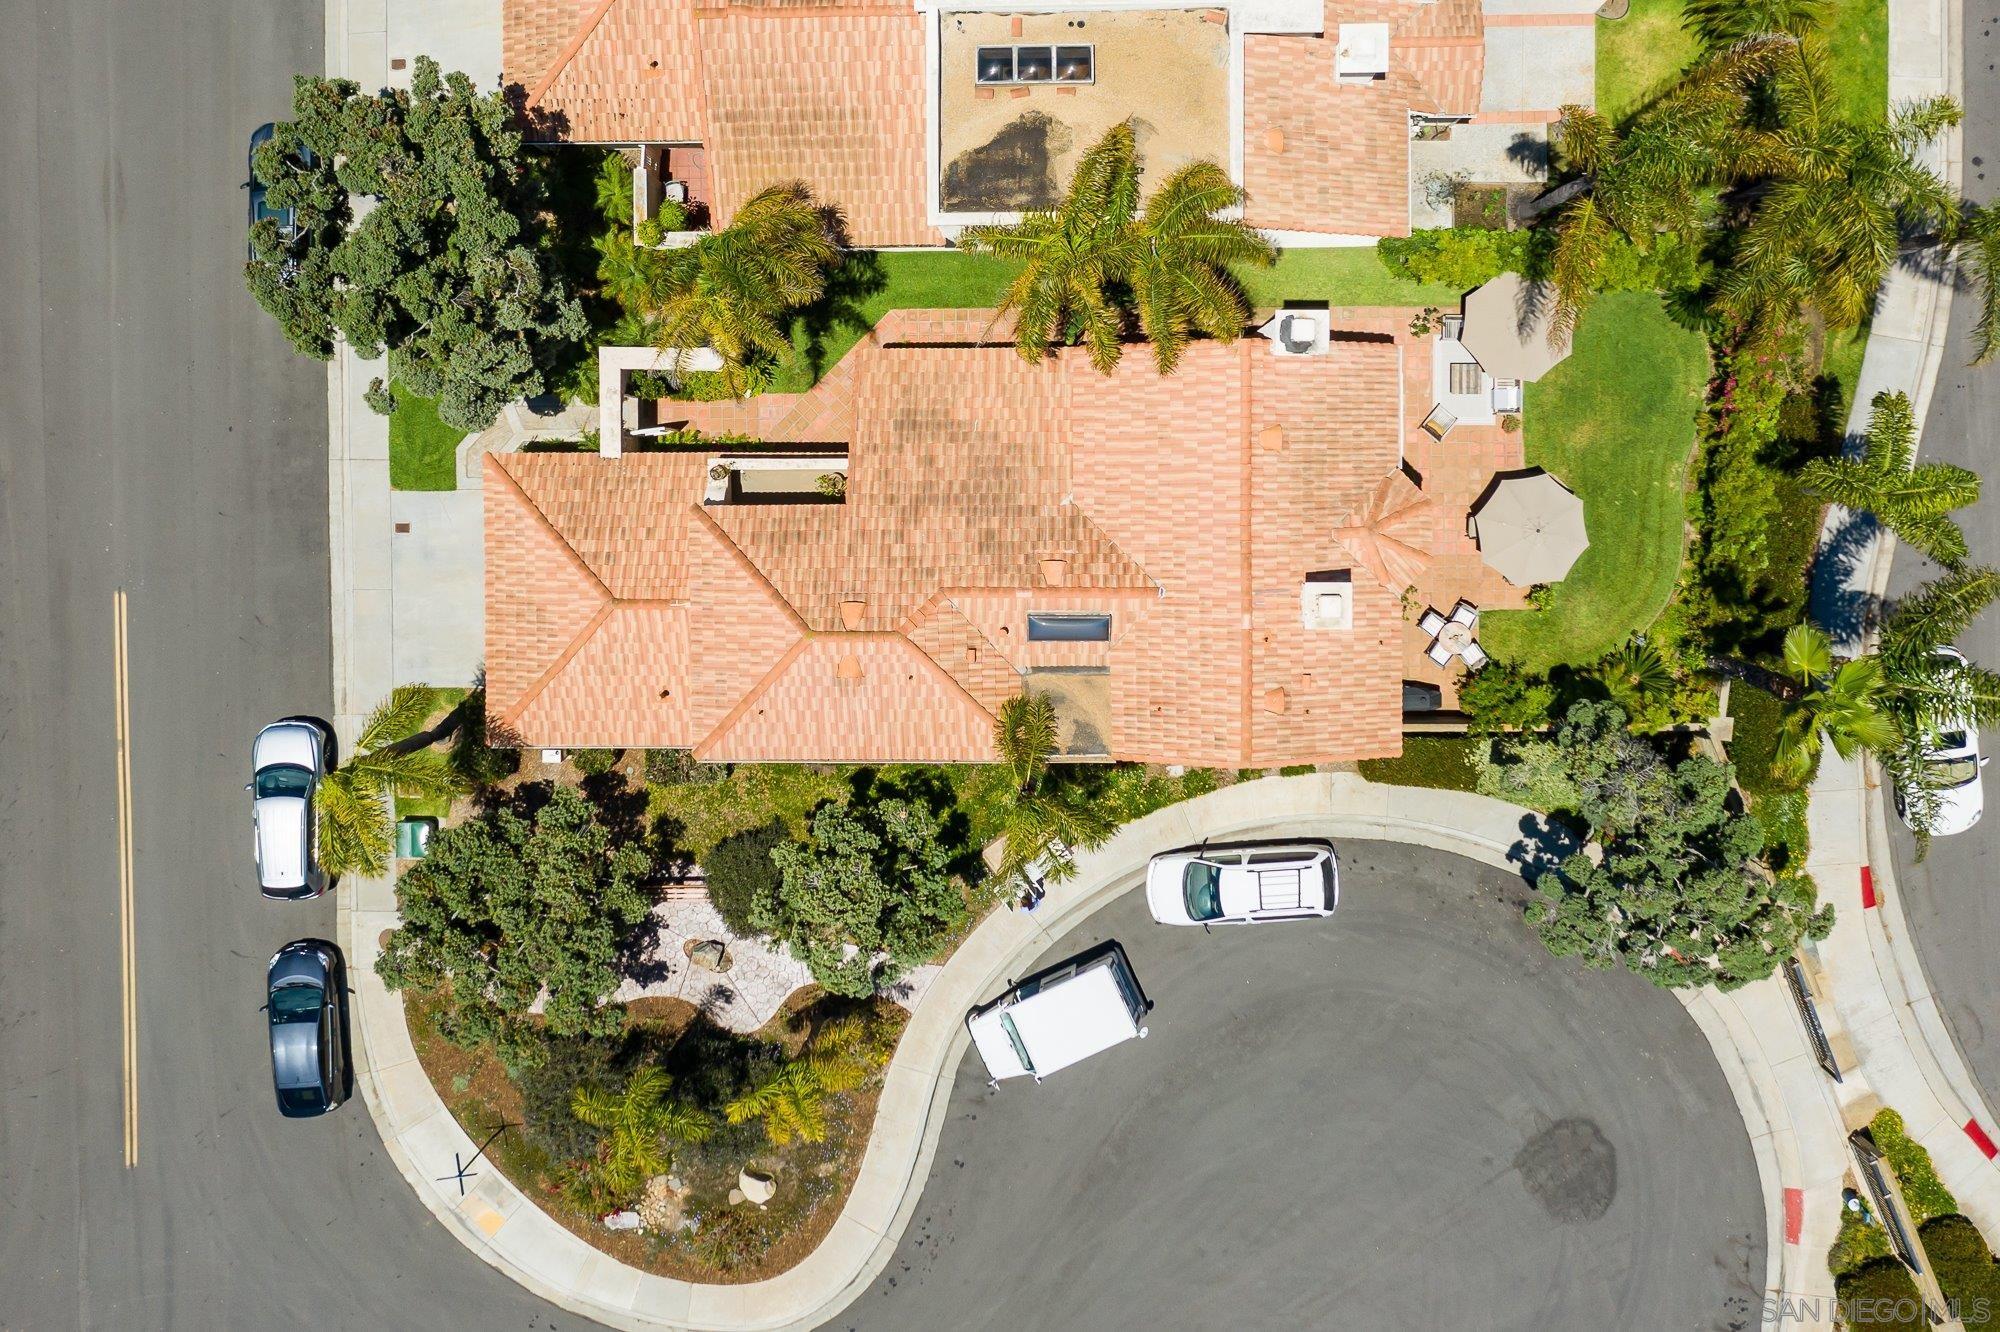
(1472, 470, 1589, 586)
(1460, 272, 1572, 382)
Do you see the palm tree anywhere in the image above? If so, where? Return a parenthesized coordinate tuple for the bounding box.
(1880, 566, 2000, 670)
(961, 122, 1141, 372)
(1717, 38, 1960, 331)
(315, 684, 459, 879)
(644, 182, 839, 395)
(1591, 640, 1676, 719)
(1960, 202, 2000, 365)
(1681, 0, 1821, 46)
(570, 1066, 714, 1203)
(723, 1014, 888, 1146)
(1767, 624, 1899, 782)
(1128, 160, 1275, 374)
(1801, 391, 1980, 568)
(1544, 45, 1775, 337)
(994, 693, 1059, 793)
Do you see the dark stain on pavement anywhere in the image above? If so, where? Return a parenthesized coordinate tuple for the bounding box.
(1513, 1117, 1617, 1223)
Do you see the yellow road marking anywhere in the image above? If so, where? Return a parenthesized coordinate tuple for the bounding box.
(113, 590, 138, 1168)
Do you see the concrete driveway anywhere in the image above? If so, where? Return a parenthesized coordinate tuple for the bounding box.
(835, 839, 1764, 1332)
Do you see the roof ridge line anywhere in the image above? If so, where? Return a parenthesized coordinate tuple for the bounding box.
(524, 0, 624, 110)
(496, 600, 616, 731)
(488, 456, 613, 601)
(690, 505, 813, 632)
(691, 633, 813, 760)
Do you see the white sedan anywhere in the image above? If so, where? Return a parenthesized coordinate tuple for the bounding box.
(1899, 648, 1986, 838)
(1145, 841, 1338, 926)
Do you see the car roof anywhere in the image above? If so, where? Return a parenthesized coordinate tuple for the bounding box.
(1004, 964, 1137, 1077)
(253, 721, 319, 772)
(270, 1018, 322, 1090)
(256, 797, 308, 888)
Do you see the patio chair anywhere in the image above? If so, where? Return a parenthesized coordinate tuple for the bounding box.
(1442, 313, 1464, 342)
(1427, 640, 1456, 667)
(1418, 609, 1446, 636)
(1448, 361, 1483, 396)
(1449, 600, 1479, 626)
(1420, 404, 1457, 441)
(1460, 641, 1489, 669)
(1490, 379, 1523, 414)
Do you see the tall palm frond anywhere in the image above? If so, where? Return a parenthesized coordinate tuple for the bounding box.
(314, 772, 395, 879)
(1682, 0, 1822, 45)
(1959, 203, 2000, 366)
(571, 1066, 713, 1201)
(994, 693, 1059, 792)
(1129, 159, 1274, 374)
(1881, 567, 2000, 668)
(355, 684, 439, 754)
(1801, 392, 1978, 568)
(995, 785, 1117, 887)
(315, 683, 457, 879)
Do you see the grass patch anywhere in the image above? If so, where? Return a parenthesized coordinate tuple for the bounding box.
(1596, 0, 1701, 124)
(771, 246, 1458, 392)
(1477, 292, 1710, 672)
(1358, 736, 1483, 792)
(387, 385, 464, 491)
(1871, 1107, 1959, 1225)
(1824, 0, 1889, 128)
(650, 764, 850, 858)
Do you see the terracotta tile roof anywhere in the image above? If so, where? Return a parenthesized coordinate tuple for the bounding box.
(1241, 0, 1487, 235)
(487, 313, 1421, 763)
(505, 0, 936, 246)
(696, 7, 939, 246)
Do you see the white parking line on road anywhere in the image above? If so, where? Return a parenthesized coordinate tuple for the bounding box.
(113, 589, 138, 1167)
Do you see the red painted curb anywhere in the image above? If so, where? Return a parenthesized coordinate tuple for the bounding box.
(1966, 1120, 1998, 1160)
(1783, 1188, 1803, 1244)
(1861, 866, 1878, 909)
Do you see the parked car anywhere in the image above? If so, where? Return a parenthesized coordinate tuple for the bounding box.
(1144, 840, 1338, 926)
(967, 944, 1150, 1084)
(246, 122, 315, 260)
(265, 941, 345, 1118)
(1897, 647, 1986, 837)
(249, 720, 329, 899)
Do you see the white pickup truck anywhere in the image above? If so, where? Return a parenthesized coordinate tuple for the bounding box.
(967, 945, 1150, 1084)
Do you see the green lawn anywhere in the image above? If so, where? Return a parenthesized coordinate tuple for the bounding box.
(1477, 292, 1710, 672)
(1596, 0, 1701, 124)
(1597, 0, 1885, 127)
(388, 386, 464, 491)
(771, 246, 1455, 392)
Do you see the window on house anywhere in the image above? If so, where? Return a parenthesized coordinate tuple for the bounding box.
(977, 44, 1094, 85)
(1027, 613, 1112, 642)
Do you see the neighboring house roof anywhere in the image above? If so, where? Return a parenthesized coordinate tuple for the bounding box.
(505, 0, 1511, 243)
(486, 316, 1415, 765)
(504, 0, 937, 246)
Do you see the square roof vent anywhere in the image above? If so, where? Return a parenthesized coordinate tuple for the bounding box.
(1301, 571, 1353, 630)
(1335, 23, 1390, 83)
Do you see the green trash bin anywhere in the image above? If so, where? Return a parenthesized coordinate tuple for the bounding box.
(396, 816, 438, 860)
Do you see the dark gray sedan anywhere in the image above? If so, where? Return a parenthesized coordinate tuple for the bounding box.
(266, 942, 344, 1118)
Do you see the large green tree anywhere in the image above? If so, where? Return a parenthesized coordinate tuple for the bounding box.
(758, 798, 966, 997)
(376, 785, 653, 1064)
(1522, 701, 1832, 988)
(1802, 391, 1980, 568)
(962, 120, 1272, 374)
(245, 56, 588, 430)
(644, 182, 839, 396)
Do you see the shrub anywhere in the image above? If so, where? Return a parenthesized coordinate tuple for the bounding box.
(1871, 1108, 1959, 1224)
(364, 376, 398, 416)
(570, 748, 619, 776)
(635, 216, 664, 248)
(627, 370, 676, 399)
(1377, 227, 1532, 288)
(449, 688, 520, 789)
(1833, 1257, 1927, 1329)
(700, 820, 790, 937)
(1358, 736, 1482, 791)
(646, 748, 726, 786)
(655, 199, 688, 232)
(1829, 1206, 1894, 1277)
(514, 1034, 617, 1165)
(1727, 677, 1797, 796)
(1458, 661, 1558, 733)
(1920, 1215, 2000, 1327)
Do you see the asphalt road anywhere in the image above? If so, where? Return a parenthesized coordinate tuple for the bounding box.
(1883, 15, 2000, 1134)
(837, 840, 1765, 1332)
(0, 3, 586, 1326)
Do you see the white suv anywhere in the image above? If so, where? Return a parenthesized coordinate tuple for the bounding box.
(249, 720, 329, 899)
(1144, 841, 1338, 926)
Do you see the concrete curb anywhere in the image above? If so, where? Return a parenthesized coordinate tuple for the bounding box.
(340, 775, 1794, 1330)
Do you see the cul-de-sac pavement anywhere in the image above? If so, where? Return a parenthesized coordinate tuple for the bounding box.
(7, 0, 2000, 1328)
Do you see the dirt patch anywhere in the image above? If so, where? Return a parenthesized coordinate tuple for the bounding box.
(943, 111, 1066, 212)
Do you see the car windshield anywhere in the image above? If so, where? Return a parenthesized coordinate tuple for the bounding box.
(1931, 756, 1980, 787)
(278, 1086, 326, 1114)
(1182, 862, 1224, 921)
(269, 981, 323, 1023)
(998, 1013, 1034, 1073)
(1939, 730, 1969, 750)
(255, 764, 312, 799)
